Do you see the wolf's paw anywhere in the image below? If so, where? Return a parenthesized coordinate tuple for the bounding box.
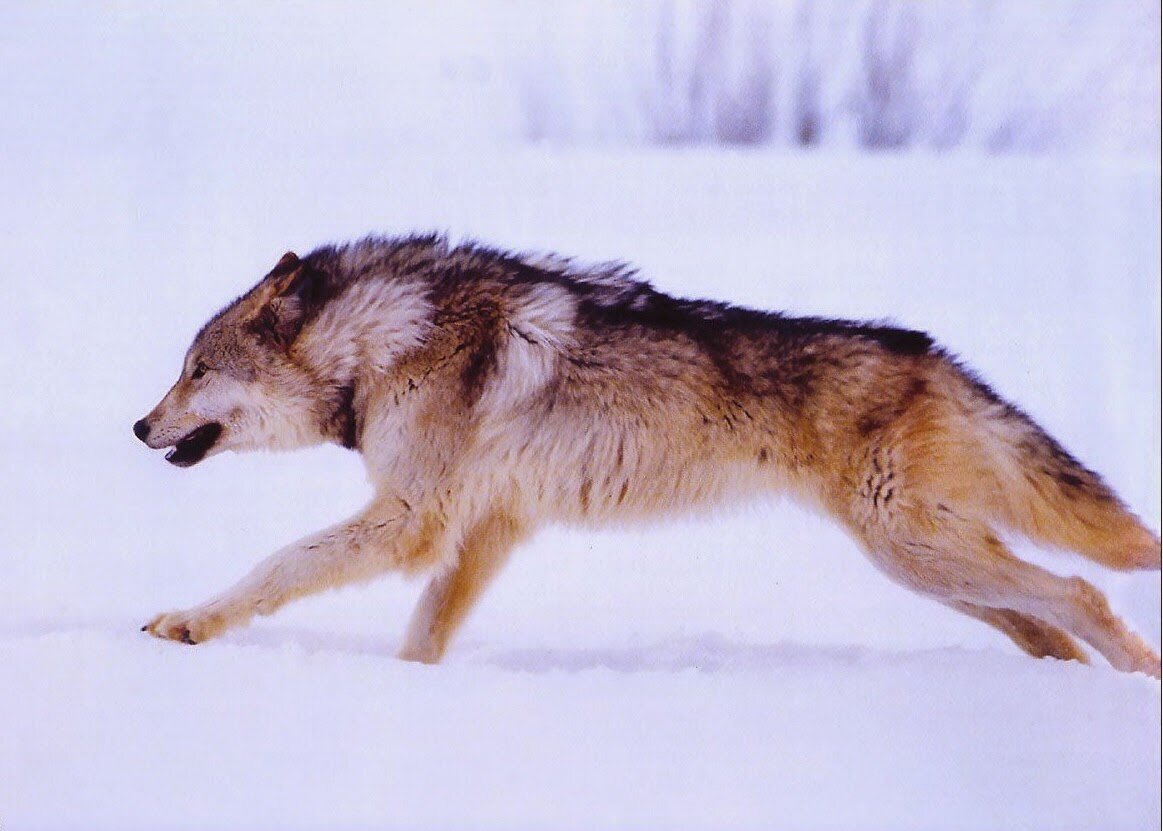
(397, 641, 442, 664)
(142, 607, 229, 645)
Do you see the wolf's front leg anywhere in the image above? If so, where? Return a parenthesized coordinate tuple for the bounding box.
(398, 510, 527, 663)
(144, 501, 440, 644)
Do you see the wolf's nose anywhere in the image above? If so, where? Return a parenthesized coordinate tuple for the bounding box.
(133, 418, 151, 442)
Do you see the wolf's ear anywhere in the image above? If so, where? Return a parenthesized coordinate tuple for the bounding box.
(269, 251, 301, 286)
(249, 252, 325, 348)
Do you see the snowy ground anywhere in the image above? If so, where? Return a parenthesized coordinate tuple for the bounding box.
(1, 149, 1158, 831)
(1, 4, 1160, 830)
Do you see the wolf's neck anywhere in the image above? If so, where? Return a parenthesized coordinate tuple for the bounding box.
(297, 277, 434, 387)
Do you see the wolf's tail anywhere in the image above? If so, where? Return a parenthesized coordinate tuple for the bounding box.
(982, 407, 1161, 571)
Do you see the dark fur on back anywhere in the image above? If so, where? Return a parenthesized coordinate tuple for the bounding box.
(305, 232, 930, 348)
(301, 233, 934, 409)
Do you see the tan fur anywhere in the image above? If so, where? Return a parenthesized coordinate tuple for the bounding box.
(945, 601, 1090, 664)
(398, 511, 527, 664)
(137, 236, 1161, 677)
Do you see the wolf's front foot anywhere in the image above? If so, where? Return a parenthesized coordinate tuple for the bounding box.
(142, 605, 233, 645)
(397, 640, 442, 664)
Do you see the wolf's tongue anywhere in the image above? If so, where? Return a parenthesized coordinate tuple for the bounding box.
(165, 422, 223, 467)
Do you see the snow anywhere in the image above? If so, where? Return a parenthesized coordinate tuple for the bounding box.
(0, 4, 1160, 830)
(3, 632, 1159, 831)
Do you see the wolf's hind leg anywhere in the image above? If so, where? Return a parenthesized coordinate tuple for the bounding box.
(399, 511, 526, 664)
(943, 600, 1089, 664)
(863, 508, 1160, 677)
(144, 501, 444, 645)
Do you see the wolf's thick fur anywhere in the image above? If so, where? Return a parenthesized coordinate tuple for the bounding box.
(136, 235, 1162, 676)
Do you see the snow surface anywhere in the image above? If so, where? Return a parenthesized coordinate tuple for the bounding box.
(1, 4, 1160, 830)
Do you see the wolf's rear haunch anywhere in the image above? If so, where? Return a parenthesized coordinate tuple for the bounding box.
(135, 235, 1162, 677)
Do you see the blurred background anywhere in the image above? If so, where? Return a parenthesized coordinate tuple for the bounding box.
(6, 1, 1160, 155)
(0, 3, 1159, 828)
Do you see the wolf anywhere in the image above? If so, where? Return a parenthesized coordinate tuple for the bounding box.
(134, 234, 1162, 675)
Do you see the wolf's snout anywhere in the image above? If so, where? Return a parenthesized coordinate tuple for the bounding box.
(133, 418, 152, 442)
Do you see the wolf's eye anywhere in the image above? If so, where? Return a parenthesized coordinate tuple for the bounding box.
(191, 361, 209, 380)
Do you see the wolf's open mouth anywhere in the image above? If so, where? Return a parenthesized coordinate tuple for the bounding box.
(165, 422, 223, 467)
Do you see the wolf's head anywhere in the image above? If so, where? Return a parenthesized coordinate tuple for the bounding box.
(134, 251, 339, 466)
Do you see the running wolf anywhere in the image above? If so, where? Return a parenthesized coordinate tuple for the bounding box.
(134, 234, 1162, 675)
